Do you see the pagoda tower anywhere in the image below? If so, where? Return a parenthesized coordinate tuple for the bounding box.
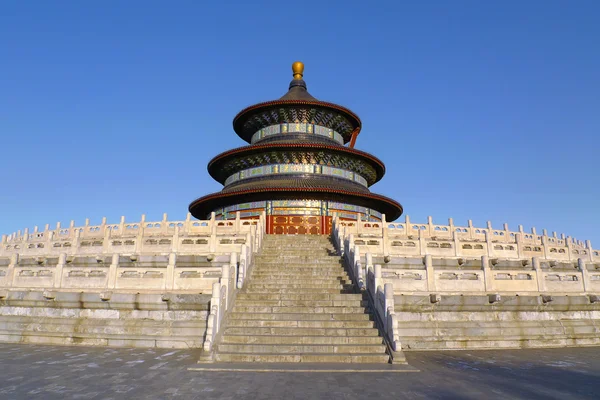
(189, 62, 402, 234)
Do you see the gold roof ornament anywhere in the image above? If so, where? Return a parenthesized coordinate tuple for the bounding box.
(292, 61, 304, 80)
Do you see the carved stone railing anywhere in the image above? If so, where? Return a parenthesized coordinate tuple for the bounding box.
(2, 212, 266, 258)
(0, 212, 265, 294)
(365, 265, 401, 354)
(333, 218, 404, 363)
(332, 214, 600, 296)
(332, 214, 597, 263)
(203, 254, 238, 356)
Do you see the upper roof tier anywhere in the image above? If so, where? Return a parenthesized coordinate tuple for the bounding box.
(233, 62, 362, 145)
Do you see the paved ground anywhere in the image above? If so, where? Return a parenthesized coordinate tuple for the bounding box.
(0, 344, 599, 399)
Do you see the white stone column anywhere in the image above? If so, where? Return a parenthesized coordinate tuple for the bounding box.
(578, 258, 590, 293)
(541, 235, 549, 260)
(5, 253, 19, 287)
(209, 212, 217, 253)
(235, 211, 241, 231)
(424, 254, 435, 292)
(516, 233, 523, 259)
(484, 230, 493, 257)
(172, 226, 180, 253)
(107, 253, 119, 289)
(481, 255, 493, 292)
(165, 253, 176, 291)
(533, 256, 545, 292)
(54, 253, 66, 289)
(453, 229, 460, 257)
(382, 215, 389, 257)
(418, 228, 426, 256)
(586, 240, 594, 262)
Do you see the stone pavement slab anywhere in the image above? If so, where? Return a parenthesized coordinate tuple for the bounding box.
(0, 344, 599, 399)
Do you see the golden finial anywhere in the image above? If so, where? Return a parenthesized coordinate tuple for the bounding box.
(292, 61, 304, 80)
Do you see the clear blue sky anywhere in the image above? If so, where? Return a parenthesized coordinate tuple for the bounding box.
(1, 1, 599, 245)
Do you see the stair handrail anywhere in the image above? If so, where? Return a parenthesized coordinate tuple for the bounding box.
(202, 213, 265, 356)
(203, 252, 237, 353)
(333, 216, 402, 358)
(365, 263, 401, 353)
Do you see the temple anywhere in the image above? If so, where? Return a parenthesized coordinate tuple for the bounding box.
(188, 62, 403, 234)
(1, 61, 599, 363)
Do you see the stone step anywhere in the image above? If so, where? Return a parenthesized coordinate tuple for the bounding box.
(258, 250, 339, 253)
(234, 299, 367, 307)
(259, 250, 339, 253)
(243, 288, 355, 294)
(215, 352, 389, 363)
(236, 293, 363, 301)
(254, 260, 343, 265)
(227, 312, 372, 321)
(263, 239, 332, 245)
(246, 283, 352, 290)
(251, 268, 347, 274)
(251, 270, 349, 276)
(221, 335, 383, 345)
(216, 343, 387, 354)
(223, 326, 378, 335)
(252, 264, 346, 275)
(231, 306, 367, 314)
(247, 279, 352, 285)
(226, 314, 377, 328)
(261, 244, 334, 247)
(250, 275, 348, 280)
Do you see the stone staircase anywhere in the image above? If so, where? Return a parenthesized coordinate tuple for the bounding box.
(215, 235, 389, 363)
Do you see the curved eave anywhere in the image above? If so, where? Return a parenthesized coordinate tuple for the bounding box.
(188, 187, 403, 221)
(232, 99, 362, 144)
(207, 142, 386, 185)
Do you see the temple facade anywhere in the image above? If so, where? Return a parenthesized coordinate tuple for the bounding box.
(1, 62, 599, 358)
(188, 62, 402, 234)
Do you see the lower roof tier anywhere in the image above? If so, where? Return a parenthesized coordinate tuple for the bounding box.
(207, 142, 385, 186)
(188, 186, 403, 221)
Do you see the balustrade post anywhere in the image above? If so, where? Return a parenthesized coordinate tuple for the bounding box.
(354, 245, 364, 289)
(54, 253, 66, 289)
(423, 254, 435, 291)
(172, 226, 180, 253)
(453, 229, 460, 257)
(578, 258, 590, 293)
(384, 283, 394, 336)
(165, 253, 176, 290)
(374, 264, 382, 293)
(516, 233, 523, 259)
(585, 240, 593, 262)
(484, 230, 492, 257)
(238, 245, 247, 289)
(6, 253, 19, 287)
(541, 235, 549, 260)
(533, 256, 545, 292)
(481, 255, 493, 292)
(184, 212, 191, 234)
(235, 211, 241, 231)
(107, 253, 119, 289)
(382, 214, 389, 257)
(210, 281, 221, 337)
(209, 213, 217, 253)
(418, 227, 426, 256)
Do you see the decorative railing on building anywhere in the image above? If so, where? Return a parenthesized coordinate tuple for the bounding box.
(332, 213, 600, 301)
(0, 212, 265, 294)
(333, 214, 597, 263)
